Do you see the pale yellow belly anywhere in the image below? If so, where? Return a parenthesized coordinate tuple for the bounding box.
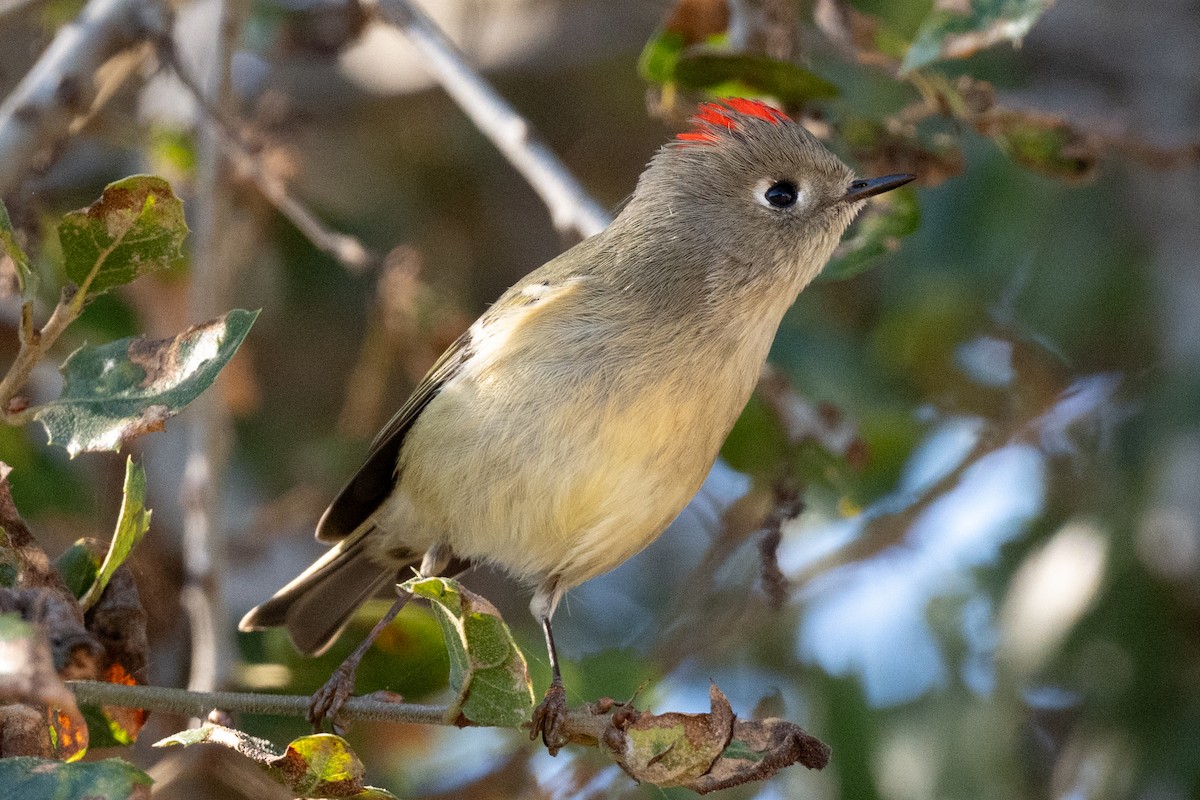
(369, 361, 744, 590)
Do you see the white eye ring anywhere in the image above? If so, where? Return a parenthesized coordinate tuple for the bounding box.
(754, 178, 804, 210)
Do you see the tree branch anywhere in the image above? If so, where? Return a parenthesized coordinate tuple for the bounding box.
(0, 0, 171, 196)
(0, 289, 80, 424)
(376, 0, 612, 239)
(158, 38, 375, 274)
(67, 680, 453, 726)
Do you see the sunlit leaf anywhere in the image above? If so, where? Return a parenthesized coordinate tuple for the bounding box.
(0, 198, 34, 293)
(902, 0, 1056, 73)
(58, 175, 187, 296)
(822, 187, 920, 281)
(34, 309, 259, 456)
(0, 757, 152, 799)
(155, 725, 396, 799)
(402, 575, 534, 728)
(80, 458, 151, 611)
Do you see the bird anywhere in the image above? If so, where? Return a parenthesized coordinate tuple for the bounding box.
(239, 97, 914, 752)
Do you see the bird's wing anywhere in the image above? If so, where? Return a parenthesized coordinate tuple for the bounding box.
(315, 328, 475, 542)
(314, 266, 589, 543)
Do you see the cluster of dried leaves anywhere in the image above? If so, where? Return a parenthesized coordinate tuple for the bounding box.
(0, 461, 148, 762)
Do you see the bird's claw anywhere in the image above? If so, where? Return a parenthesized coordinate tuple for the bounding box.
(308, 661, 357, 734)
(530, 679, 569, 755)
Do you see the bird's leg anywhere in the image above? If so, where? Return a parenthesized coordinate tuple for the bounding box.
(529, 613, 569, 755)
(309, 546, 452, 732)
(307, 587, 411, 732)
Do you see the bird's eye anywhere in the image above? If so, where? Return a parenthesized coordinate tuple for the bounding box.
(764, 181, 798, 209)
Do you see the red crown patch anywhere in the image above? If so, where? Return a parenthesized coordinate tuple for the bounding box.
(676, 98, 791, 144)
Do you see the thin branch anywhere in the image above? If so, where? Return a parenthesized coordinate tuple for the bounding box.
(67, 680, 453, 726)
(0, 288, 79, 424)
(0, 0, 171, 196)
(158, 38, 375, 274)
(376, 0, 612, 239)
(67, 679, 613, 742)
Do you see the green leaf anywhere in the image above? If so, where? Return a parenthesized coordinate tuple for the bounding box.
(155, 725, 397, 799)
(34, 309, 259, 457)
(53, 540, 102, 599)
(987, 113, 1098, 182)
(402, 576, 535, 728)
(821, 187, 920, 281)
(674, 53, 838, 105)
(0, 198, 35, 293)
(58, 175, 187, 297)
(0, 757, 152, 799)
(901, 0, 1056, 73)
(638, 29, 687, 85)
(79, 457, 151, 610)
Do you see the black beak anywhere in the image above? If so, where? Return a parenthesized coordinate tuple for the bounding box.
(841, 173, 916, 203)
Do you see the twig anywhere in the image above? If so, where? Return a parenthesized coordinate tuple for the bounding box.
(0, 0, 171, 196)
(158, 38, 375, 274)
(67, 679, 614, 742)
(376, 0, 612, 239)
(67, 680, 453, 726)
(1, 233, 133, 424)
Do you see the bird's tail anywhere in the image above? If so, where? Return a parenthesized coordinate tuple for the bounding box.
(238, 527, 411, 656)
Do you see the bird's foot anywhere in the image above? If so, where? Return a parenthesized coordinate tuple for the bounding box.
(530, 678, 569, 755)
(308, 659, 358, 734)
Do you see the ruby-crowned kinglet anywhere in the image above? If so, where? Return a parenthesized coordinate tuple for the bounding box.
(240, 98, 913, 748)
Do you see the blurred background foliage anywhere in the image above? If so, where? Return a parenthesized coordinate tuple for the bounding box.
(1, 0, 1199, 797)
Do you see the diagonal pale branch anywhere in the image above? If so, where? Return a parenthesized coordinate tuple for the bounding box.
(377, 0, 612, 239)
(0, 0, 171, 195)
(158, 38, 375, 274)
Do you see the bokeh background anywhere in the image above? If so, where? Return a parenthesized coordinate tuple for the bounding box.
(2, 0, 1199, 797)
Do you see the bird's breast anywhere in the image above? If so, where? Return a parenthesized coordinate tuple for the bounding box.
(369, 290, 775, 589)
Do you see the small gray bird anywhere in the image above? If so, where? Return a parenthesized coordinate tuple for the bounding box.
(240, 98, 913, 750)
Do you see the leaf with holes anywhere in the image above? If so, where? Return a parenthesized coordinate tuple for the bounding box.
(58, 175, 187, 296)
(402, 576, 534, 728)
(34, 309, 258, 457)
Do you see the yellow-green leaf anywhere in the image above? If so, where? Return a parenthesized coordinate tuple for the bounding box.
(79, 458, 151, 611)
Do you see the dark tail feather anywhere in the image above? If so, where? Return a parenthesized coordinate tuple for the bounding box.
(238, 529, 414, 656)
